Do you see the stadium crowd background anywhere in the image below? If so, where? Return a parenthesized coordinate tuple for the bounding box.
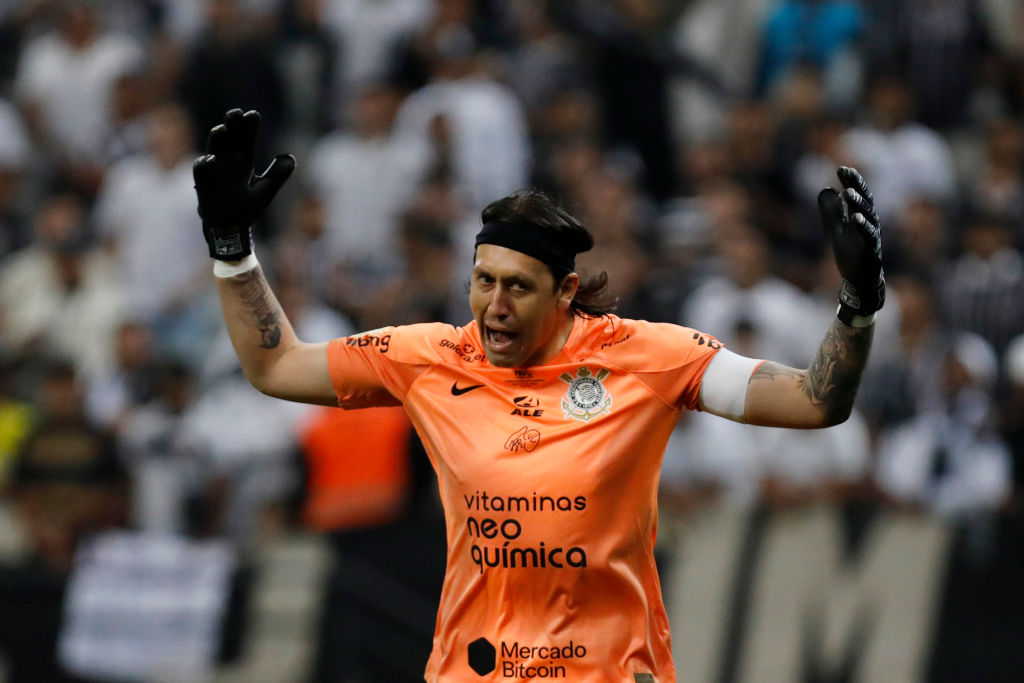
(1, 0, 1024, 681)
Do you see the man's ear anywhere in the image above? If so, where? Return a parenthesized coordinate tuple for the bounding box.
(558, 272, 580, 308)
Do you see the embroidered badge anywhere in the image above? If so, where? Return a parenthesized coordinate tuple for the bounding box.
(560, 367, 612, 422)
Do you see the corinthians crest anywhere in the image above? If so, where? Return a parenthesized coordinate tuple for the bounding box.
(560, 367, 612, 421)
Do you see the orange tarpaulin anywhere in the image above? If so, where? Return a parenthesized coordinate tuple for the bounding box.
(299, 406, 412, 531)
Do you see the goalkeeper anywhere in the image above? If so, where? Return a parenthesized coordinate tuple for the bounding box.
(194, 109, 884, 682)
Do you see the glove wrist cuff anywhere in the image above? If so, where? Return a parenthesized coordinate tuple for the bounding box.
(213, 253, 259, 278)
(206, 225, 254, 261)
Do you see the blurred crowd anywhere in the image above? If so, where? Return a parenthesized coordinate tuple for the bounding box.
(1, 0, 1024, 681)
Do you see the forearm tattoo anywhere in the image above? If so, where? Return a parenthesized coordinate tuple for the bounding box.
(229, 266, 282, 349)
(752, 319, 873, 423)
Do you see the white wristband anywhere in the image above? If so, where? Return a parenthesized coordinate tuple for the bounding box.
(213, 253, 259, 278)
(837, 306, 876, 328)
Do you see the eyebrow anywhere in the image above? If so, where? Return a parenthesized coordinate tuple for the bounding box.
(474, 267, 535, 289)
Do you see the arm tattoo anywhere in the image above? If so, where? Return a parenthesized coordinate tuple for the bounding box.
(801, 319, 873, 422)
(229, 266, 282, 349)
(751, 319, 873, 423)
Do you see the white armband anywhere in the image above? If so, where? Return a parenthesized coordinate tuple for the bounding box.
(837, 305, 876, 328)
(213, 253, 259, 278)
(697, 349, 762, 422)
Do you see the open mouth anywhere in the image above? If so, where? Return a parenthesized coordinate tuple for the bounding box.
(485, 326, 518, 353)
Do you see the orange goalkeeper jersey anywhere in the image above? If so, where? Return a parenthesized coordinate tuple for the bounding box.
(326, 314, 722, 682)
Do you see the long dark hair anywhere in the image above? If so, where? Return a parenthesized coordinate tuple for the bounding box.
(480, 190, 618, 317)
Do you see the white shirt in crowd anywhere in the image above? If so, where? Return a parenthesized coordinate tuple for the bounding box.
(396, 76, 531, 211)
(0, 247, 123, 380)
(683, 275, 822, 368)
(841, 122, 957, 223)
(662, 408, 870, 510)
(306, 128, 433, 266)
(323, 0, 434, 108)
(94, 155, 209, 317)
(15, 29, 143, 163)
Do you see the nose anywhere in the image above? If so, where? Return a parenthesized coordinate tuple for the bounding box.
(488, 285, 512, 319)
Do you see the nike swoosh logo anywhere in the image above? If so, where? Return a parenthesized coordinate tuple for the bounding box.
(451, 382, 485, 396)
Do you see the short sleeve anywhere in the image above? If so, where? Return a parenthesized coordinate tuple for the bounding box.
(608, 321, 723, 411)
(326, 323, 442, 409)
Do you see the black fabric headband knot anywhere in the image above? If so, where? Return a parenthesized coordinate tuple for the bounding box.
(474, 221, 582, 275)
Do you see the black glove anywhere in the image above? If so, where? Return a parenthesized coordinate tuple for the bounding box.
(193, 108, 295, 260)
(818, 166, 884, 325)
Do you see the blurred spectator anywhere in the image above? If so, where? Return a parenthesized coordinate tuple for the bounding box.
(84, 319, 160, 432)
(320, 0, 432, 115)
(0, 359, 127, 683)
(270, 190, 334, 302)
(315, 167, 467, 330)
(305, 80, 433, 307)
(859, 274, 949, 431)
(842, 72, 957, 222)
(178, 368, 308, 545)
(0, 193, 124, 380)
(571, 164, 665, 320)
(887, 194, 955, 277)
(99, 66, 154, 165)
(682, 226, 821, 367)
(1003, 333, 1024, 500)
(116, 360, 209, 535)
(961, 117, 1024, 238)
(178, 0, 286, 167)
(0, 96, 31, 259)
(792, 111, 856, 215)
(504, 0, 588, 116)
(939, 213, 1024, 356)
(724, 99, 795, 236)
(770, 64, 830, 202)
(0, 359, 35, 490)
(93, 102, 212, 350)
(669, 0, 767, 143)
(275, 0, 337, 144)
(875, 332, 1011, 520)
(661, 408, 765, 512)
(389, 0, 491, 94)
(13, 1, 144, 195)
(10, 360, 128, 572)
(865, 275, 1012, 578)
(863, 0, 992, 130)
(368, 191, 463, 327)
(535, 130, 605, 207)
(410, 167, 478, 320)
(0, 2, 53, 86)
(755, 0, 866, 109)
(758, 410, 870, 509)
(552, 0, 684, 200)
(395, 22, 530, 211)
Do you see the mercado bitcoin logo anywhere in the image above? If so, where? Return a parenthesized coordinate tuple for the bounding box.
(559, 367, 612, 422)
(468, 637, 496, 675)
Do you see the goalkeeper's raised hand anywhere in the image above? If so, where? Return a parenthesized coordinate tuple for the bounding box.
(818, 166, 885, 327)
(193, 108, 295, 260)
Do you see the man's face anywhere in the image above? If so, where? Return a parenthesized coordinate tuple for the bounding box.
(470, 244, 577, 367)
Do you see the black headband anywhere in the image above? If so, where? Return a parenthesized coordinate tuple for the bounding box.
(474, 221, 578, 274)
